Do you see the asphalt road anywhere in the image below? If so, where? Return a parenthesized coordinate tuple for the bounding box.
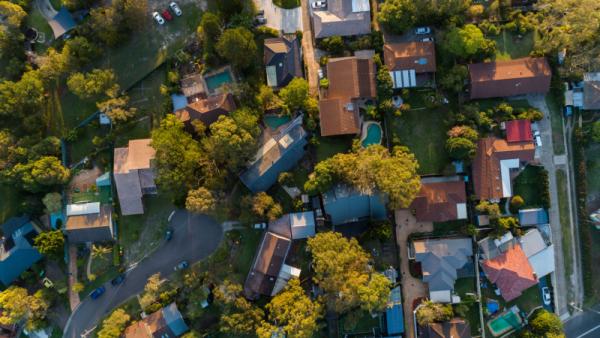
(63, 211, 223, 338)
(565, 304, 600, 338)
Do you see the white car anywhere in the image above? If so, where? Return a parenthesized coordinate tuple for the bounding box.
(152, 12, 165, 25)
(317, 68, 324, 79)
(415, 27, 431, 35)
(422, 37, 434, 42)
(535, 135, 542, 147)
(311, 1, 326, 9)
(169, 2, 182, 16)
(253, 222, 267, 229)
(542, 287, 551, 306)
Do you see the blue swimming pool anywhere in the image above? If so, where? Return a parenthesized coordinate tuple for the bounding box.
(362, 123, 382, 147)
(264, 115, 291, 130)
(204, 70, 233, 92)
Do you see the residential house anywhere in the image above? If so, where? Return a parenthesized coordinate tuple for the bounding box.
(410, 237, 474, 303)
(65, 202, 114, 243)
(410, 176, 467, 223)
(519, 229, 555, 279)
(385, 286, 405, 336)
(239, 115, 308, 193)
(505, 119, 533, 143)
(114, 139, 157, 215)
(268, 211, 316, 240)
(468, 57, 551, 99)
(264, 36, 303, 89)
(243, 231, 293, 299)
(472, 137, 535, 202)
(319, 56, 376, 136)
(174, 92, 237, 129)
(312, 0, 371, 39)
(180, 73, 207, 100)
(322, 184, 387, 226)
(0, 216, 42, 286)
(383, 42, 436, 88)
(479, 235, 538, 302)
(582, 72, 600, 110)
(421, 318, 471, 338)
(47, 7, 76, 39)
(518, 208, 549, 226)
(123, 303, 189, 338)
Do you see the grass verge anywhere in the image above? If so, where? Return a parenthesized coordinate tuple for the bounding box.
(556, 169, 573, 278)
(273, 0, 301, 8)
(546, 95, 566, 155)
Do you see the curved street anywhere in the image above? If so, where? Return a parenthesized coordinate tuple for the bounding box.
(63, 211, 223, 338)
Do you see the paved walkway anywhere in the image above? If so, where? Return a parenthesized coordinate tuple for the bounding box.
(300, 0, 319, 96)
(395, 209, 433, 338)
(67, 244, 81, 311)
(527, 94, 582, 316)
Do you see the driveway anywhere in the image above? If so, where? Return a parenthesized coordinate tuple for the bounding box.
(254, 0, 302, 34)
(300, 0, 319, 95)
(395, 209, 433, 338)
(63, 211, 223, 338)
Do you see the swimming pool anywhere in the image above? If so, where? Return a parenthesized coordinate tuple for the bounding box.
(361, 122, 383, 147)
(487, 306, 523, 337)
(204, 69, 233, 92)
(264, 115, 291, 130)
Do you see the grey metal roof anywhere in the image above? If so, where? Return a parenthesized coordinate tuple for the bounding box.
(312, 0, 371, 38)
(413, 238, 473, 293)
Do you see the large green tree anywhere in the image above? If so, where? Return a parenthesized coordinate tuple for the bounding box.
(185, 187, 216, 214)
(34, 230, 65, 259)
(215, 280, 265, 335)
(216, 27, 257, 69)
(10, 156, 70, 192)
(67, 69, 117, 99)
(378, 0, 417, 34)
(445, 125, 479, 160)
(279, 78, 315, 114)
(305, 145, 421, 209)
(416, 300, 453, 326)
(444, 24, 490, 59)
(97, 308, 131, 338)
(529, 309, 565, 337)
(0, 70, 45, 119)
(0, 286, 49, 331)
(307, 232, 391, 313)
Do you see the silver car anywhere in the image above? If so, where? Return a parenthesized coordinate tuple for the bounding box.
(152, 12, 165, 25)
(169, 2, 182, 16)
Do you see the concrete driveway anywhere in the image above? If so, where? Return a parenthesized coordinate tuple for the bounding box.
(63, 210, 223, 338)
(254, 0, 303, 34)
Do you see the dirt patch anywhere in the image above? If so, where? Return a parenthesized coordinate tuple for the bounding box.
(69, 167, 101, 192)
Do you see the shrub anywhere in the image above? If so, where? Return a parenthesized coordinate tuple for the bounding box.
(320, 78, 329, 89)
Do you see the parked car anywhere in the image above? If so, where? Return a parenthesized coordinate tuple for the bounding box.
(162, 9, 173, 21)
(542, 287, 552, 305)
(311, 1, 327, 9)
(90, 286, 106, 299)
(165, 228, 173, 241)
(415, 27, 431, 35)
(317, 68, 324, 79)
(111, 274, 125, 286)
(535, 135, 542, 147)
(255, 16, 267, 25)
(253, 222, 267, 229)
(152, 12, 165, 25)
(174, 260, 189, 271)
(422, 37, 434, 42)
(169, 2, 182, 16)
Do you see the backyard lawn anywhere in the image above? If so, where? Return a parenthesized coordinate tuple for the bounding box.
(490, 30, 535, 61)
(454, 277, 482, 335)
(315, 135, 353, 162)
(386, 104, 451, 175)
(339, 310, 381, 335)
(119, 194, 175, 264)
(513, 165, 550, 209)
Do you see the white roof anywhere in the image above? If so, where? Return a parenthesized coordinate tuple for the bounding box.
(290, 211, 316, 227)
(528, 244, 555, 279)
(352, 0, 370, 12)
(456, 203, 467, 219)
(493, 231, 514, 248)
(390, 70, 416, 88)
(279, 264, 301, 279)
(430, 290, 452, 303)
(66, 202, 100, 216)
(500, 158, 520, 197)
(266, 65, 277, 87)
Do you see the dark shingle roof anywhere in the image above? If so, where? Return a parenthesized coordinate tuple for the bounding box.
(264, 36, 303, 88)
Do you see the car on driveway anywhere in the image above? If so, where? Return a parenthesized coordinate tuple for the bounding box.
(174, 260, 189, 271)
(90, 286, 106, 299)
(422, 37, 434, 42)
(152, 12, 165, 25)
(311, 1, 327, 9)
(169, 2, 182, 16)
(111, 274, 125, 286)
(542, 287, 552, 306)
(162, 9, 173, 21)
(415, 27, 431, 35)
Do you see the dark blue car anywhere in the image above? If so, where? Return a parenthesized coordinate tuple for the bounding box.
(90, 286, 106, 299)
(111, 274, 125, 286)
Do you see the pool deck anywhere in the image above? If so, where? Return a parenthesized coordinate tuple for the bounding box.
(203, 65, 235, 95)
(360, 121, 383, 147)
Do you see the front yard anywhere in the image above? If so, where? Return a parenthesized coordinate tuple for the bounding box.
(513, 165, 550, 209)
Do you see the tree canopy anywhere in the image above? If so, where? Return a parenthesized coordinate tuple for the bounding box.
(216, 27, 257, 70)
(444, 24, 492, 59)
(0, 286, 49, 331)
(34, 230, 65, 259)
(185, 187, 216, 214)
(304, 145, 421, 209)
(97, 308, 131, 338)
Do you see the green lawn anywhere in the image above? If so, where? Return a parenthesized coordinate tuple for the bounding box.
(454, 276, 483, 335)
(455, 277, 476, 298)
(546, 95, 566, 155)
(490, 30, 535, 61)
(273, 0, 301, 8)
(586, 143, 600, 196)
(119, 194, 175, 264)
(339, 310, 381, 335)
(315, 135, 354, 162)
(556, 169, 573, 279)
(513, 165, 550, 209)
(386, 105, 451, 175)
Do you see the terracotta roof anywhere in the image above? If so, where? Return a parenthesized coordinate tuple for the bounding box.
(244, 231, 291, 298)
(175, 93, 236, 127)
(410, 179, 467, 222)
(319, 56, 376, 136)
(468, 57, 551, 99)
(472, 137, 535, 201)
(114, 139, 155, 174)
(481, 244, 537, 302)
(113, 139, 156, 216)
(424, 318, 471, 338)
(383, 42, 436, 73)
(505, 119, 532, 143)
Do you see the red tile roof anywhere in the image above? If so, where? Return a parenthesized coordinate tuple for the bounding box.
(481, 244, 537, 302)
(468, 57, 551, 99)
(175, 93, 236, 127)
(383, 42, 436, 73)
(410, 180, 466, 222)
(472, 137, 535, 201)
(505, 119, 532, 143)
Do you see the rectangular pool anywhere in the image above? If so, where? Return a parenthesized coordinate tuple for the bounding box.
(204, 70, 233, 92)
